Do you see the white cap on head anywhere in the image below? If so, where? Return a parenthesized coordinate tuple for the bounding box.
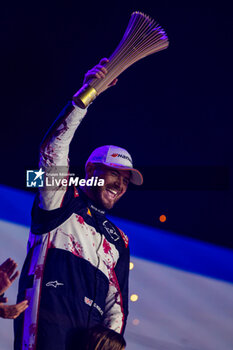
(85, 145, 143, 185)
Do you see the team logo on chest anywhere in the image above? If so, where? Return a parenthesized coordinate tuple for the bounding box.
(103, 221, 120, 241)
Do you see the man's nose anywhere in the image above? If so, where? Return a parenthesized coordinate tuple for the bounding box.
(114, 176, 123, 188)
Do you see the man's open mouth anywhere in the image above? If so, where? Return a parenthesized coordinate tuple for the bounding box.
(105, 188, 119, 200)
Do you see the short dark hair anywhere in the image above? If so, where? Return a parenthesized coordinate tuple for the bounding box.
(85, 325, 126, 350)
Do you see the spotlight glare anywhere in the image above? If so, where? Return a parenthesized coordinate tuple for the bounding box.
(159, 214, 166, 222)
(129, 262, 134, 270)
(132, 318, 140, 326)
(130, 294, 139, 302)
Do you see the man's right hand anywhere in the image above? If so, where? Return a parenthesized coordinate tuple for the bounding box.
(83, 58, 118, 89)
(73, 58, 118, 108)
(0, 300, 28, 319)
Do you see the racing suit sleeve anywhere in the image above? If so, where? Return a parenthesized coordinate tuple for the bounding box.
(103, 244, 130, 335)
(38, 101, 87, 210)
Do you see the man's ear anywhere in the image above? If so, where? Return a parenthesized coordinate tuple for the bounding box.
(85, 162, 95, 178)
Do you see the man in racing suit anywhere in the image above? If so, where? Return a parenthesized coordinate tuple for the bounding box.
(14, 59, 143, 350)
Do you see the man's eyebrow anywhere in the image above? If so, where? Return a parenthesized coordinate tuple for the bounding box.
(111, 169, 130, 181)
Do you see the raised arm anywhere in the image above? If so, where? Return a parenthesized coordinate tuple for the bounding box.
(38, 58, 117, 210)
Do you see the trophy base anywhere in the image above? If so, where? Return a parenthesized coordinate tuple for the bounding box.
(73, 84, 97, 109)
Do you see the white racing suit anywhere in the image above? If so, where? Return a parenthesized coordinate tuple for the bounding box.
(14, 102, 130, 350)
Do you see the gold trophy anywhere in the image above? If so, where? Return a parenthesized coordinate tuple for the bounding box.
(73, 11, 169, 108)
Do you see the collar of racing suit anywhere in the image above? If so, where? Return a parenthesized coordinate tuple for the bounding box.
(77, 187, 106, 216)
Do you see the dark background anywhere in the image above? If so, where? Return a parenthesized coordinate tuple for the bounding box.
(1, 1, 233, 248)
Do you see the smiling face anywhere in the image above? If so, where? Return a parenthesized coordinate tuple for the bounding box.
(85, 163, 131, 210)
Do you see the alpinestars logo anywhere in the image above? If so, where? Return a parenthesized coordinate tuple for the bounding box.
(110, 153, 132, 164)
(46, 281, 64, 288)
